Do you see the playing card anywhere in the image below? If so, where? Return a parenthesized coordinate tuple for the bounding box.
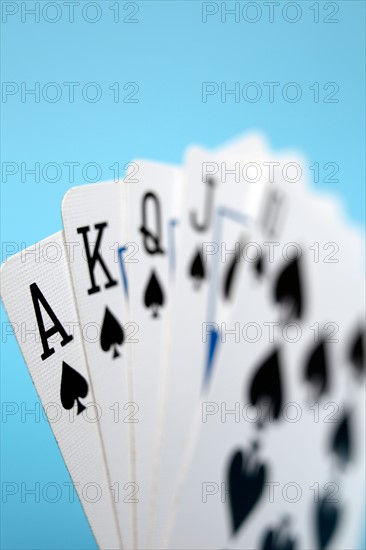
(165, 167, 365, 549)
(62, 183, 135, 549)
(150, 135, 271, 548)
(205, 137, 280, 380)
(124, 160, 182, 548)
(0, 232, 123, 550)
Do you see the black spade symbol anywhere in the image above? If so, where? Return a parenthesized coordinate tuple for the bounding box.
(100, 307, 124, 358)
(348, 327, 365, 378)
(329, 410, 352, 468)
(261, 518, 297, 550)
(144, 270, 165, 318)
(303, 339, 329, 399)
(223, 247, 241, 301)
(227, 442, 267, 536)
(60, 361, 88, 415)
(273, 256, 303, 321)
(315, 494, 341, 550)
(189, 248, 206, 289)
(248, 348, 283, 425)
(254, 253, 265, 279)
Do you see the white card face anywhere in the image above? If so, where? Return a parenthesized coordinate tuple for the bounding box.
(207, 146, 310, 381)
(167, 178, 365, 550)
(62, 183, 135, 550)
(150, 136, 270, 548)
(125, 160, 182, 548)
(205, 138, 279, 380)
(0, 232, 123, 550)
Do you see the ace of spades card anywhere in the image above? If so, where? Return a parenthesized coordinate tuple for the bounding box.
(125, 160, 182, 548)
(165, 160, 365, 549)
(151, 135, 271, 549)
(62, 182, 135, 549)
(0, 233, 123, 550)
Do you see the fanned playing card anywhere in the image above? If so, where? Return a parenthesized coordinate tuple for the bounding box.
(0, 232, 123, 550)
(124, 160, 182, 548)
(62, 182, 134, 549)
(150, 135, 271, 548)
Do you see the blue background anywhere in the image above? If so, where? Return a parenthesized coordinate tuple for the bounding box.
(1, 1, 365, 548)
